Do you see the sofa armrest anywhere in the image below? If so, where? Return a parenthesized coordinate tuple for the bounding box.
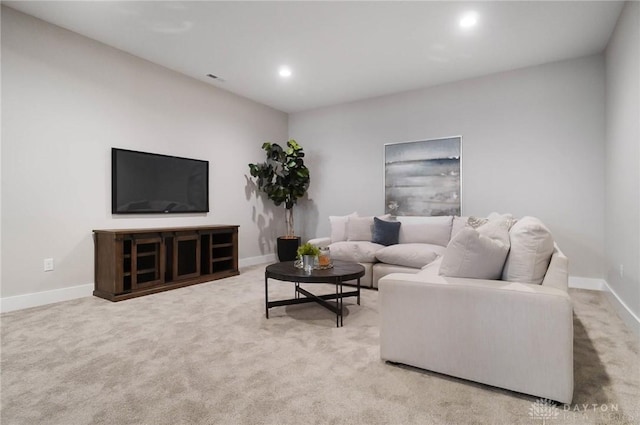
(379, 273, 574, 403)
(542, 245, 569, 292)
(307, 237, 331, 248)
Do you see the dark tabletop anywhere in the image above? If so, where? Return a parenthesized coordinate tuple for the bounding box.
(265, 260, 365, 283)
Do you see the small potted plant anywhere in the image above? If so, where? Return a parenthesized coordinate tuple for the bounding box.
(297, 242, 320, 272)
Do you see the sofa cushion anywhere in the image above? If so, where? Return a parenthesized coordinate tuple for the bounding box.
(451, 216, 468, 239)
(347, 216, 374, 241)
(346, 214, 391, 241)
(372, 263, 420, 288)
(502, 216, 554, 285)
(329, 241, 384, 263)
(376, 243, 444, 269)
(329, 212, 358, 243)
(372, 217, 401, 246)
(439, 218, 511, 279)
(419, 255, 443, 273)
(397, 216, 453, 247)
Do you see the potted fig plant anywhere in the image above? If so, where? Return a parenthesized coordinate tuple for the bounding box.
(248, 139, 310, 261)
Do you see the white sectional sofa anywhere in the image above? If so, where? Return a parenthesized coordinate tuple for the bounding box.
(308, 214, 467, 288)
(379, 247, 573, 403)
(311, 212, 574, 403)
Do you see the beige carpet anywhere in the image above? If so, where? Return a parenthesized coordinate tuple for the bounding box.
(1, 264, 639, 425)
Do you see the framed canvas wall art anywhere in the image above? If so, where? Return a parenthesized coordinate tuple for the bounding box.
(384, 136, 461, 216)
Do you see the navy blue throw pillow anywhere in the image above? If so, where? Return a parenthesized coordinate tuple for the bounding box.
(372, 217, 401, 246)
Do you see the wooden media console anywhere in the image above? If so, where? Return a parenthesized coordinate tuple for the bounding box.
(93, 225, 239, 301)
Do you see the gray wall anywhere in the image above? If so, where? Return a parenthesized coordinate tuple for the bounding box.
(290, 55, 606, 279)
(1, 8, 288, 298)
(2, 4, 635, 314)
(605, 1, 639, 319)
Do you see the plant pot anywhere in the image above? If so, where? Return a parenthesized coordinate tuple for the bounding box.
(277, 236, 300, 262)
(302, 255, 316, 272)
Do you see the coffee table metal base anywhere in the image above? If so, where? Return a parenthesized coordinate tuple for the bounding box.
(264, 260, 365, 328)
(266, 283, 359, 327)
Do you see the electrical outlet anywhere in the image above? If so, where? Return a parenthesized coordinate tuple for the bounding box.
(619, 264, 624, 278)
(44, 258, 54, 272)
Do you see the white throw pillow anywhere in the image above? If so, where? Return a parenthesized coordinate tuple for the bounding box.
(439, 219, 511, 279)
(397, 216, 453, 247)
(487, 212, 514, 221)
(451, 216, 469, 239)
(477, 216, 512, 242)
(486, 212, 517, 229)
(467, 216, 488, 229)
(502, 216, 555, 285)
(329, 212, 358, 243)
(375, 243, 444, 269)
(346, 215, 391, 241)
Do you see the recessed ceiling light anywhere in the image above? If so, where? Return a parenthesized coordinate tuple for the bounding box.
(279, 66, 292, 78)
(459, 12, 478, 29)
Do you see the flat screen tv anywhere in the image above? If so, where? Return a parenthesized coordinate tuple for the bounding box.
(112, 148, 209, 214)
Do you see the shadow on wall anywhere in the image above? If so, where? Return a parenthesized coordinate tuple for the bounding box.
(245, 175, 280, 255)
(297, 194, 319, 243)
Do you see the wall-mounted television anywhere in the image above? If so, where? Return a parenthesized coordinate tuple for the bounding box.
(112, 148, 209, 214)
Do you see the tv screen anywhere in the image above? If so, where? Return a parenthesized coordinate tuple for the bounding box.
(112, 148, 209, 214)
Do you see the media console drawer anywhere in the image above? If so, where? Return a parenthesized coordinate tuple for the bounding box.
(93, 225, 239, 301)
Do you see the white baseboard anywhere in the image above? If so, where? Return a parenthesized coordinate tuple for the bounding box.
(239, 253, 276, 268)
(568, 276, 606, 291)
(1, 283, 93, 314)
(1, 255, 276, 313)
(12, 266, 635, 336)
(602, 280, 640, 337)
(569, 275, 640, 337)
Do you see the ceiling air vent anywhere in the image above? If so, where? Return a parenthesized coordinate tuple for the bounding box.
(206, 74, 224, 82)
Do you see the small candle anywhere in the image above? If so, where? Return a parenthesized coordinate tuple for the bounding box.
(318, 247, 331, 267)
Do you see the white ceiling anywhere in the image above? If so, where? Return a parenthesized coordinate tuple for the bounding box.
(5, 1, 624, 113)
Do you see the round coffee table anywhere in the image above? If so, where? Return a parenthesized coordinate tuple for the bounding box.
(264, 260, 365, 327)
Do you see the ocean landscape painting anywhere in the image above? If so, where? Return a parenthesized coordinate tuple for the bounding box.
(384, 137, 461, 216)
